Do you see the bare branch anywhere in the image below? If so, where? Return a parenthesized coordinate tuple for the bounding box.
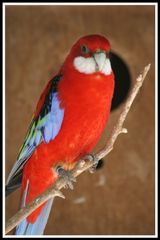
(5, 64, 151, 235)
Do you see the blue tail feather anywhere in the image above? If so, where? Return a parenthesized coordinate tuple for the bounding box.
(16, 180, 54, 235)
(16, 198, 54, 235)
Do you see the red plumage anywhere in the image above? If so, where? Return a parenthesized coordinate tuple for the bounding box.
(9, 35, 115, 229)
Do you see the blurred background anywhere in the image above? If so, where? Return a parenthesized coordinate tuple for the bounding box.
(5, 5, 155, 235)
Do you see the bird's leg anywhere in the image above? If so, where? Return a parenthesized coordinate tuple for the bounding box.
(56, 166, 76, 190)
(81, 154, 100, 174)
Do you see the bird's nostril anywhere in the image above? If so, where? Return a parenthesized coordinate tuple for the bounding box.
(96, 48, 101, 53)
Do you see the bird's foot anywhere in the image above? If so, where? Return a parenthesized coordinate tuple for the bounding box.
(81, 154, 100, 174)
(56, 166, 76, 190)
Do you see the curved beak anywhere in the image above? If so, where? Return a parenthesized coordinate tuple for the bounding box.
(93, 51, 108, 72)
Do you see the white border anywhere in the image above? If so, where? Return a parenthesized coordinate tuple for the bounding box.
(3, 2, 158, 238)
(154, 2, 158, 238)
(3, 2, 6, 238)
(3, 2, 158, 6)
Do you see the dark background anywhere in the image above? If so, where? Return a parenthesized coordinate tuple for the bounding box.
(5, 5, 155, 235)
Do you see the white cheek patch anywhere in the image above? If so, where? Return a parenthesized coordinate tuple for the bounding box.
(73, 56, 96, 74)
(73, 56, 112, 75)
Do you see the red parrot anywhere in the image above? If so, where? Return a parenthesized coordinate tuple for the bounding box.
(6, 34, 115, 235)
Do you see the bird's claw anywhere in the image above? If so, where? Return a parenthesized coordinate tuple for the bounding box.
(82, 154, 100, 174)
(56, 166, 76, 190)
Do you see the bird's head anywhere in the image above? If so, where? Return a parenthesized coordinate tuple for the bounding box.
(62, 34, 112, 76)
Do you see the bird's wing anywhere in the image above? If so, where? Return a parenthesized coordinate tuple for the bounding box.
(6, 75, 64, 193)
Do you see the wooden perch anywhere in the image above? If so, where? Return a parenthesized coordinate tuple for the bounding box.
(5, 64, 151, 234)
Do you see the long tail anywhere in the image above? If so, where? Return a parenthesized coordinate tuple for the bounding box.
(16, 199, 54, 235)
(16, 180, 54, 235)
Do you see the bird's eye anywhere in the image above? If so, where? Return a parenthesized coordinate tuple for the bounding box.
(81, 45, 90, 54)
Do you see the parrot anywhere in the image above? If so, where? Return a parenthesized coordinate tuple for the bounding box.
(6, 34, 115, 235)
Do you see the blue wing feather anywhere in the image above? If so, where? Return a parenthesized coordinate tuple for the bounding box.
(6, 75, 64, 187)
